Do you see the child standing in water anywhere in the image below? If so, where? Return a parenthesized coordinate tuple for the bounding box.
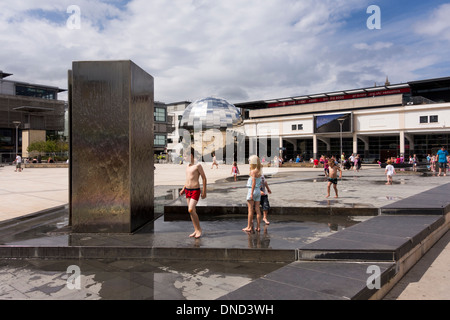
(179, 148, 207, 239)
(260, 174, 272, 225)
(385, 160, 396, 185)
(326, 159, 342, 198)
(243, 155, 262, 233)
(231, 161, 240, 181)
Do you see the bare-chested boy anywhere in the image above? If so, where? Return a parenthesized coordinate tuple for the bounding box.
(326, 159, 342, 198)
(179, 148, 207, 238)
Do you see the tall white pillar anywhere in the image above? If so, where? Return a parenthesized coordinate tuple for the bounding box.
(279, 136, 283, 158)
(400, 131, 405, 156)
(313, 134, 318, 159)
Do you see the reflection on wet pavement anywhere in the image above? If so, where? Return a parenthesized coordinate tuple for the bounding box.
(0, 258, 286, 300)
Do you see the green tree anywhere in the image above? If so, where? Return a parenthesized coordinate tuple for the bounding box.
(27, 141, 46, 156)
(27, 139, 69, 160)
(45, 140, 58, 153)
(56, 139, 69, 153)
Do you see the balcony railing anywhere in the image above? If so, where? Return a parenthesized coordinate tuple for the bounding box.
(403, 96, 436, 105)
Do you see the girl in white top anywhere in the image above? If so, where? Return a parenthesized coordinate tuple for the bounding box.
(385, 160, 396, 185)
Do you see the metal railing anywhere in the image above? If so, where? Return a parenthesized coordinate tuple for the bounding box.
(404, 96, 436, 105)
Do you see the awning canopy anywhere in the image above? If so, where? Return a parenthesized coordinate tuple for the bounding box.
(13, 106, 55, 113)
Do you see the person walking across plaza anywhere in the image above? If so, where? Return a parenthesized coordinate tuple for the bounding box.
(326, 158, 342, 198)
(437, 146, 449, 177)
(211, 153, 219, 169)
(179, 148, 207, 238)
(243, 155, 262, 233)
(354, 154, 361, 172)
(14, 154, 22, 172)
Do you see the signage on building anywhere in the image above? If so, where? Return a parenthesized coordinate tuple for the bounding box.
(314, 113, 353, 134)
(268, 87, 411, 108)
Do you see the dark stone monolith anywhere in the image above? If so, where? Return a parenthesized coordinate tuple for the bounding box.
(69, 60, 154, 233)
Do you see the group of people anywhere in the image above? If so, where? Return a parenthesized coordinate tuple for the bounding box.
(426, 147, 450, 176)
(342, 153, 362, 171)
(179, 150, 273, 238)
(314, 153, 362, 172)
(12, 154, 56, 172)
(383, 147, 449, 184)
(384, 154, 419, 171)
(176, 146, 450, 238)
(241, 155, 272, 233)
(178, 149, 343, 239)
(384, 146, 449, 185)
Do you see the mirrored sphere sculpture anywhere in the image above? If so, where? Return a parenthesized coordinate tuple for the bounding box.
(178, 97, 244, 159)
(179, 97, 243, 131)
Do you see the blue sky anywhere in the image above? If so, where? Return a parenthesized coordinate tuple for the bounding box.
(1, 0, 450, 103)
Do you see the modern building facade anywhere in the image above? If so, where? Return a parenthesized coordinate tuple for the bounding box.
(0, 71, 66, 162)
(154, 101, 176, 157)
(235, 77, 450, 163)
(166, 101, 191, 161)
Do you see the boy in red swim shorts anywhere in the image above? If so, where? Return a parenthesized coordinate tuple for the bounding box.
(179, 148, 207, 238)
(184, 188, 201, 201)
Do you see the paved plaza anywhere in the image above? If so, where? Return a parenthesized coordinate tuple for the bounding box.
(0, 162, 449, 300)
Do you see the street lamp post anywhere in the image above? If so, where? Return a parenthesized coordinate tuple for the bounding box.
(337, 117, 346, 169)
(12, 121, 21, 157)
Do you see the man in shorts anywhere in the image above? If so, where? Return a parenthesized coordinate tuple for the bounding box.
(14, 154, 22, 172)
(179, 148, 207, 238)
(437, 146, 449, 176)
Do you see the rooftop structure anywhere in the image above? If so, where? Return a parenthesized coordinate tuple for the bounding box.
(0, 71, 66, 161)
(233, 76, 450, 162)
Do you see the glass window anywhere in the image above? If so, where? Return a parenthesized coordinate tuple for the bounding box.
(0, 129, 12, 144)
(15, 85, 56, 99)
(430, 115, 438, 123)
(154, 134, 166, 146)
(154, 107, 166, 122)
(420, 116, 428, 123)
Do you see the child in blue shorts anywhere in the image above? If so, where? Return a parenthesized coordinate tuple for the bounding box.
(260, 174, 272, 225)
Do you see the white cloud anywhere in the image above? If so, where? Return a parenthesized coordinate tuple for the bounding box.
(414, 3, 450, 40)
(0, 0, 449, 104)
(354, 42, 393, 50)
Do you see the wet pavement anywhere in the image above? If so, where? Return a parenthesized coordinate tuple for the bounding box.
(0, 257, 287, 300)
(0, 207, 362, 251)
(0, 164, 449, 300)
